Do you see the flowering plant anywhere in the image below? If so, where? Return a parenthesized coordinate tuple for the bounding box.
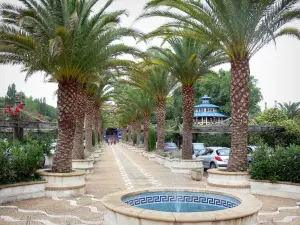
(4, 104, 23, 117)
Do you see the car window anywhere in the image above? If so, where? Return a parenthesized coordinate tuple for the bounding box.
(203, 149, 213, 155)
(193, 143, 204, 150)
(167, 143, 177, 147)
(216, 149, 230, 156)
(247, 147, 253, 154)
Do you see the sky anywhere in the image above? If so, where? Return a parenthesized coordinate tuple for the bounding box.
(0, 0, 300, 109)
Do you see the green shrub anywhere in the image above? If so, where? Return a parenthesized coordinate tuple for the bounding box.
(25, 132, 54, 156)
(126, 134, 128, 142)
(132, 132, 137, 145)
(250, 144, 300, 183)
(92, 130, 95, 146)
(148, 126, 156, 151)
(0, 139, 44, 184)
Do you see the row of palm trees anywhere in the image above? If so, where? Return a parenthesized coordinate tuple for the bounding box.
(116, 0, 300, 172)
(1, 0, 299, 173)
(0, 0, 140, 173)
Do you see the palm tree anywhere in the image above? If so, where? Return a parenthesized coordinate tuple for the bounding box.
(116, 85, 155, 150)
(279, 102, 300, 119)
(122, 60, 177, 151)
(0, 0, 140, 172)
(72, 86, 88, 160)
(142, 0, 300, 171)
(149, 38, 225, 159)
(85, 77, 113, 152)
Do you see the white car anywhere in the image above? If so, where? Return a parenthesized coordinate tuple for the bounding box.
(197, 147, 230, 169)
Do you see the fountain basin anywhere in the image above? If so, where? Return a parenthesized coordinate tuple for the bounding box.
(102, 187, 262, 225)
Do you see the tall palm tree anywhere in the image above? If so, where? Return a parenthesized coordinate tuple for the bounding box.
(279, 102, 300, 119)
(122, 60, 177, 151)
(141, 0, 300, 171)
(0, 0, 140, 172)
(149, 38, 225, 159)
(85, 78, 113, 152)
(116, 86, 155, 150)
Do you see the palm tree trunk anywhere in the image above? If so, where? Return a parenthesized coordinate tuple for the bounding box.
(52, 81, 77, 173)
(132, 120, 137, 145)
(156, 100, 166, 151)
(136, 120, 141, 146)
(85, 96, 94, 152)
(97, 115, 101, 144)
(128, 123, 132, 143)
(72, 88, 87, 160)
(181, 85, 194, 160)
(144, 115, 150, 151)
(93, 103, 99, 144)
(122, 126, 126, 141)
(227, 59, 250, 172)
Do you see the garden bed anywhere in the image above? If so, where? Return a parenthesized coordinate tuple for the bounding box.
(0, 180, 47, 204)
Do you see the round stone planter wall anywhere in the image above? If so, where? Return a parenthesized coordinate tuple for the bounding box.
(72, 159, 94, 174)
(155, 155, 165, 165)
(148, 153, 156, 161)
(164, 158, 172, 169)
(37, 169, 86, 197)
(102, 187, 262, 225)
(0, 181, 47, 204)
(207, 168, 250, 193)
(171, 159, 203, 174)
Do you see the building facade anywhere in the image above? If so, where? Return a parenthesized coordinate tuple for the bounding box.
(194, 96, 228, 126)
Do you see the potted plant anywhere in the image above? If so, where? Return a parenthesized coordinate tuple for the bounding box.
(191, 169, 203, 181)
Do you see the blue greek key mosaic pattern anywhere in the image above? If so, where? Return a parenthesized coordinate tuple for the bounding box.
(123, 192, 240, 209)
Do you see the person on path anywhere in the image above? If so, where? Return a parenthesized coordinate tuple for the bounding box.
(114, 139, 116, 145)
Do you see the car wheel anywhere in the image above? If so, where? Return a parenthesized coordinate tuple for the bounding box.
(210, 162, 216, 169)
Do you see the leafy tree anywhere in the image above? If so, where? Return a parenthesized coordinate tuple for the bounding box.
(141, 0, 300, 171)
(172, 70, 262, 120)
(4, 83, 16, 105)
(256, 109, 300, 146)
(256, 109, 288, 124)
(278, 102, 300, 119)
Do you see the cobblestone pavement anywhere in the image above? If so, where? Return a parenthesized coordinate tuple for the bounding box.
(0, 143, 299, 225)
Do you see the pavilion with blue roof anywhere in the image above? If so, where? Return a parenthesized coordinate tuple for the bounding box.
(194, 95, 228, 126)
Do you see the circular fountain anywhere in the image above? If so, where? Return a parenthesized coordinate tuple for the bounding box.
(101, 187, 262, 225)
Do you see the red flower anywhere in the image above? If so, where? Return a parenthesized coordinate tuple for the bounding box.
(18, 104, 24, 109)
(6, 104, 11, 108)
(15, 108, 20, 113)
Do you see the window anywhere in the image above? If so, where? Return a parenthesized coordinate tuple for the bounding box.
(216, 149, 230, 156)
(203, 149, 214, 155)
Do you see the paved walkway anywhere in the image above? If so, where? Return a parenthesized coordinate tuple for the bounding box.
(0, 143, 299, 225)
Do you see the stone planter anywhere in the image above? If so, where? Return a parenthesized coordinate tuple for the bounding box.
(37, 169, 86, 197)
(0, 181, 47, 204)
(171, 159, 203, 174)
(93, 154, 100, 162)
(207, 168, 250, 193)
(72, 159, 94, 174)
(44, 154, 53, 167)
(191, 169, 203, 181)
(164, 157, 173, 169)
(250, 179, 300, 200)
(148, 153, 156, 161)
(155, 155, 166, 165)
